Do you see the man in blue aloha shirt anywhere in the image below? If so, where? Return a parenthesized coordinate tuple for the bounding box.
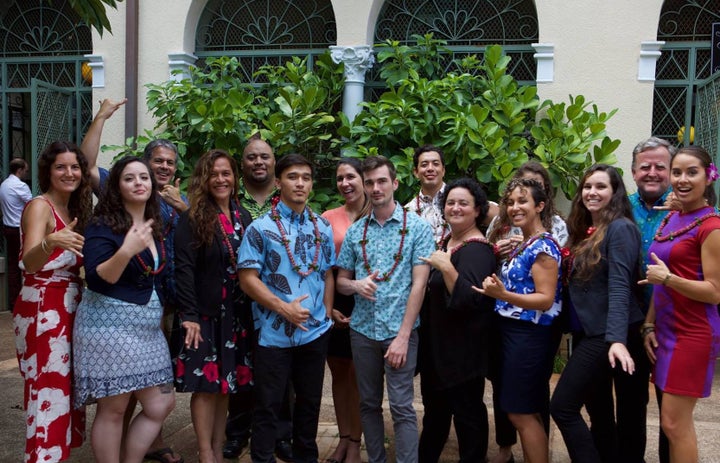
(237, 153, 335, 463)
(627, 136, 676, 463)
(336, 155, 434, 463)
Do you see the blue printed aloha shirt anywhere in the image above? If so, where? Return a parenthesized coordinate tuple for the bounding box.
(629, 190, 670, 307)
(495, 234, 562, 326)
(337, 202, 435, 341)
(237, 200, 334, 348)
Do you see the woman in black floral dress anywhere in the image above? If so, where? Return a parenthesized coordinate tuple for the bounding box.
(173, 149, 253, 463)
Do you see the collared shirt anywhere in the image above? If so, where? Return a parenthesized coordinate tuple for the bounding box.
(337, 202, 435, 341)
(629, 189, 670, 308)
(405, 183, 448, 246)
(629, 190, 671, 265)
(237, 200, 335, 348)
(0, 174, 32, 227)
(240, 182, 278, 220)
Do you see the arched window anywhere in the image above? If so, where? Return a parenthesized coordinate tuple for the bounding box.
(369, 0, 538, 98)
(195, 0, 336, 83)
(653, 0, 720, 144)
(0, 0, 92, 169)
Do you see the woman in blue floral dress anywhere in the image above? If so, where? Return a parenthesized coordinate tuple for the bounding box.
(475, 178, 562, 463)
(172, 149, 253, 463)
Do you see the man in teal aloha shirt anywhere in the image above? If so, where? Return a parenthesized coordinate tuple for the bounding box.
(337, 155, 434, 463)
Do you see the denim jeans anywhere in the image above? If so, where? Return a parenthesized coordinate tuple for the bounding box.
(350, 329, 419, 463)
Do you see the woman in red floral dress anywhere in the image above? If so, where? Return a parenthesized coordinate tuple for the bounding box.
(13, 141, 92, 463)
(173, 149, 253, 463)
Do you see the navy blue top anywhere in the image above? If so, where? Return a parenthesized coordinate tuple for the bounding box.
(83, 218, 168, 305)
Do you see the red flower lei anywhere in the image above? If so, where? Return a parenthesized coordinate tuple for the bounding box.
(271, 202, 322, 277)
(136, 239, 166, 276)
(654, 210, 720, 242)
(361, 207, 408, 282)
(508, 232, 554, 261)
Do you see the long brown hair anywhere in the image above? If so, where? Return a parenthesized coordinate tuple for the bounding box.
(37, 141, 93, 233)
(188, 149, 240, 245)
(92, 156, 163, 239)
(566, 164, 635, 281)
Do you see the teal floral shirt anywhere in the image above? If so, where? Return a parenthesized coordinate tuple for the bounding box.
(337, 202, 435, 341)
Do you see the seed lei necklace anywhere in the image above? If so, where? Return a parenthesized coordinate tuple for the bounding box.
(271, 202, 322, 277)
(218, 205, 244, 272)
(361, 207, 408, 282)
(654, 209, 720, 242)
(136, 238, 166, 276)
(508, 231, 553, 261)
(444, 236, 491, 255)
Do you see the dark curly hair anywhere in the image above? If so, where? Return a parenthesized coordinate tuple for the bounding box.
(488, 161, 560, 243)
(489, 177, 549, 243)
(566, 164, 635, 281)
(91, 156, 162, 239)
(187, 149, 240, 246)
(440, 178, 489, 230)
(37, 141, 93, 233)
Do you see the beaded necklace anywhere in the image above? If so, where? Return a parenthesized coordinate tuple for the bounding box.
(445, 236, 491, 255)
(271, 202, 322, 277)
(136, 239, 166, 276)
(508, 231, 556, 261)
(361, 207, 408, 282)
(654, 209, 720, 242)
(218, 202, 244, 272)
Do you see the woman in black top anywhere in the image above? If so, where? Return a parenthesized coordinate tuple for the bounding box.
(417, 178, 497, 463)
(550, 164, 643, 462)
(173, 149, 252, 463)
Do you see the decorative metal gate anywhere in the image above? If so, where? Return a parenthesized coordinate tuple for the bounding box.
(30, 78, 73, 192)
(694, 71, 720, 196)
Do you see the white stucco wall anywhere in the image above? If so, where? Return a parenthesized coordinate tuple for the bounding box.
(535, 0, 665, 188)
(90, 0, 668, 190)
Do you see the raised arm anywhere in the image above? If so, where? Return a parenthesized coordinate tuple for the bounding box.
(81, 98, 127, 190)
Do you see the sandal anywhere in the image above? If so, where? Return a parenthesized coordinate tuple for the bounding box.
(325, 435, 350, 463)
(145, 447, 185, 463)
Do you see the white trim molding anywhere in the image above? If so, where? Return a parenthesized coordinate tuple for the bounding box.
(168, 52, 198, 81)
(84, 54, 105, 88)
(638, 41, 665, 82)
(532, 43, 555, 83)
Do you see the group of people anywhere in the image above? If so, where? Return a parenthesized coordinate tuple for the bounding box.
(8, 94, 720, 463)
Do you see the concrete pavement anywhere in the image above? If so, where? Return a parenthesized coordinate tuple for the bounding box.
(1, 310, 719, 462)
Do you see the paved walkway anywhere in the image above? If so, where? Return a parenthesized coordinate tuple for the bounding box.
(0, 310, 718, 462)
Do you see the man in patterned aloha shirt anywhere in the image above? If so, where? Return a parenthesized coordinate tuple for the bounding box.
(337, 155, 435, 463)
(237, 153, 335, 463)
(404, 144, 448, 246)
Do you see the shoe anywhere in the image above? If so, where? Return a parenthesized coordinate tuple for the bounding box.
(145, 447, 184, 463)
(223, 438, 249, 459)
(275, 439, 294, 462)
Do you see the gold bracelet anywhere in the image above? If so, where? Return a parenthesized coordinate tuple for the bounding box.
(40, 238, 51, 254)
(662, 273, 672, 285)
(641, 322, 655, 329)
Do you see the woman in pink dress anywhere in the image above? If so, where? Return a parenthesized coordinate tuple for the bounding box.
(13, 141, 93, 463)
(321, 158, 369, 463)
(642, 145, 720, 463)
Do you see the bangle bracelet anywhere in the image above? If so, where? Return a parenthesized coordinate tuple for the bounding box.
(641, 322, 655, 329)
(662, 273, 672, 285)
(40, 238, 51, 254)
(641, 326, 655, 338)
